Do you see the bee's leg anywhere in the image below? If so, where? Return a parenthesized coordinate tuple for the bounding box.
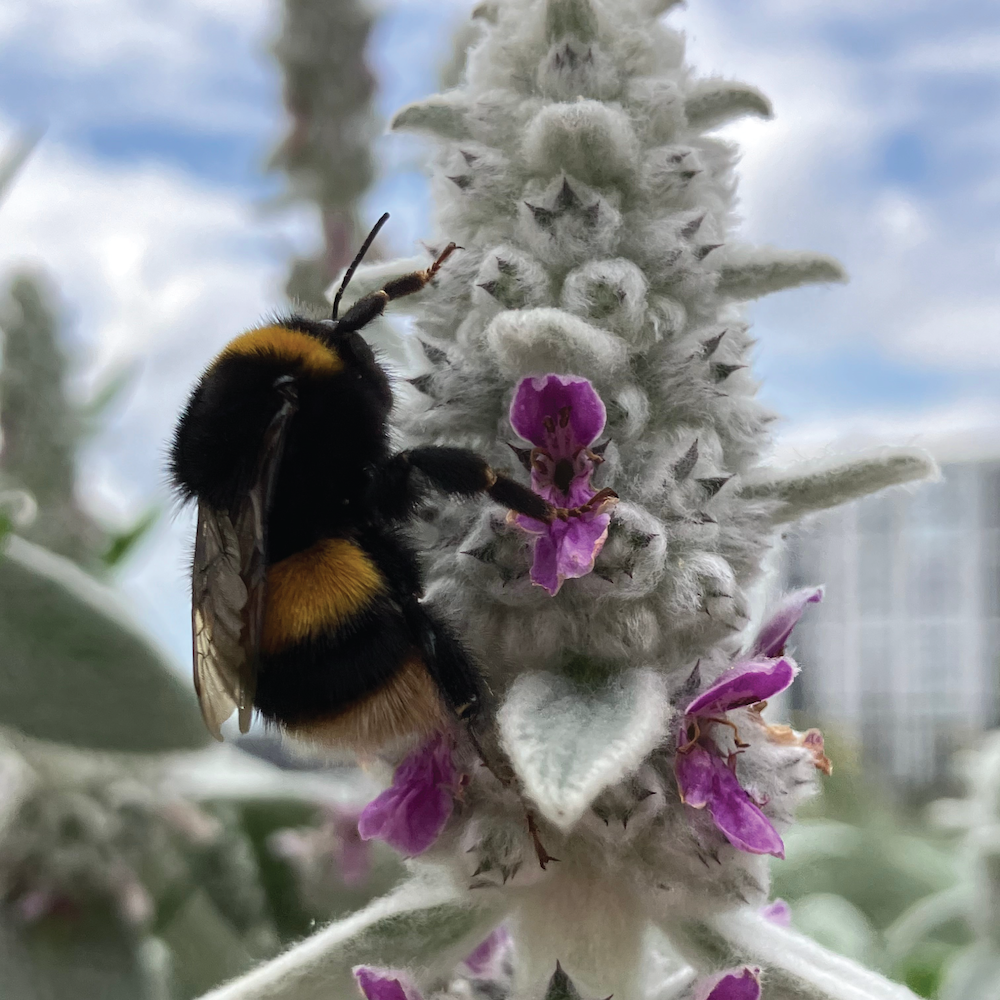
(404, 446, 555, 523)
(405, 599, 485, 723)
(335, 243, 460, 334)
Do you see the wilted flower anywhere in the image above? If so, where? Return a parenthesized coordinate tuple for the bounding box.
(358, 734, 460, 856)
(509, 374, 618, 595)
(676, 587, 824, 857)
(693, 967, 761, 1000)
(353, 966, 423, 1000)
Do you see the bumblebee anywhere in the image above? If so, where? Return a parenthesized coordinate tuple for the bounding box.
(170, 215, 554, 750)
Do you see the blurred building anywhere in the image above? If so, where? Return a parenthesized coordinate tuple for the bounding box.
(778, 427, 1000, 795)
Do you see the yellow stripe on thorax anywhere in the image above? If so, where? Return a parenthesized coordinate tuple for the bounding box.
(221, 325, 342, 376)
(262, 539, 384, 652)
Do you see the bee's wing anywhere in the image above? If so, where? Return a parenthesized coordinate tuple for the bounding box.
(192, 503, 250, 739)
(192, 379, 299, 739)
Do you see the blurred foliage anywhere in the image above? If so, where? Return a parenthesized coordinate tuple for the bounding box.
(0, 731, 404, 1000)
(771, 727, 971, 998)
(0, 270, 157, 574)
(270, 0, 379, 310)
(0, 534, 207, 753)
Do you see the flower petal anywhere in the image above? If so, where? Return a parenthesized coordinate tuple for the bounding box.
(353, 967, 423, 1000)
(752, 586, 823, 658)
(463, 925, 512, 976)
(675, 742, 716, 809)
(357, 735, 456, 855)
(760, 898, 792, 926)
(695, 967, 762, 1000)
(333, 810, 371, 886)
(684, 658, 798, 717)
(529, 511, 611, 596)
(706, 757, 785, 858)
(510, 374, 606, 451)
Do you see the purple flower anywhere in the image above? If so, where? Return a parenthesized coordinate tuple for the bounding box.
(676, 587, 823, 858)
(358, 734, 459, 856)
(752, 587, 823, 658)
(676, 659, 796, 858)
(760, 898, 792, 926)
(463, 925, 513, 977)
(693, 968, 761, 1000)
(509, 374, 618, 596)
(353, 967, 423, 1000)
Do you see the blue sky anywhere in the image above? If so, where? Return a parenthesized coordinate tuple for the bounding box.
(0, 0, 998, 663)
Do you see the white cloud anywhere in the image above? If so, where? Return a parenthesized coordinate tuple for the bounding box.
(0, 136, 319, 660)
(673, 0, 1000, 380)
(771, 397, 1000, 467)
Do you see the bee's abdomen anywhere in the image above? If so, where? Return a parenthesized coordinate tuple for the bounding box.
(254, 537, 436, 732)
(261, 538, 384, 652)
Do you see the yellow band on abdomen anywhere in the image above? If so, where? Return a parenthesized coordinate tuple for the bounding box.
(262, 538, 384, 652)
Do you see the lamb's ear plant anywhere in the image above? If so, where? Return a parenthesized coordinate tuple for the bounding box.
(200, 2, 935, 998)
(270, 0, 379, 309)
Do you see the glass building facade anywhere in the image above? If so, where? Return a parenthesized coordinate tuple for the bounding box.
(781, 459, 1000, 793)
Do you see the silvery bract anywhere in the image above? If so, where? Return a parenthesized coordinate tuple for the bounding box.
(200, 1, 934, 998)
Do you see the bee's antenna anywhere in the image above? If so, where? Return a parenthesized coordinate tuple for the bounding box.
(331, 212, 391, 321)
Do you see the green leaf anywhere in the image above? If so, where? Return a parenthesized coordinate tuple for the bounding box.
(716, 248, 847, 301)
(0, 535, 207, 752)
(197, 873, 506, 1000)
(742, 450, 938, 524)
(158, 889, 259, 999)
(100, 507, 159, 569)
(0, 904, 149, 1000)
(497, 668, 671, 831)
(790, 894, 878, 966)
(663, 907, 921, 1000)
(391, 97, 472, 140)
(685, 80, 773, 131)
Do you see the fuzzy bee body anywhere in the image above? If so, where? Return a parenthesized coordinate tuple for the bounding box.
(171, 238, 553, 750)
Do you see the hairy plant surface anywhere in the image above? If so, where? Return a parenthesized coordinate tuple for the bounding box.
(201, 2, 935, 998)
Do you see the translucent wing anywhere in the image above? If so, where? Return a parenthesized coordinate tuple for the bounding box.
(191, 379, 299, 739)
(192, 504, 250, 739)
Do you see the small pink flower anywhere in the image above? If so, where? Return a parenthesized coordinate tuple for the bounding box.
(694, 967, 761, 1000)
(358, 734, 459, 856)
(509, 374, 617, 596)
(353, 967, 423, 1000)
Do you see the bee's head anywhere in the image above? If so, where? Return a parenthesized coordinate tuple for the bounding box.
(325, 324, 394, 420)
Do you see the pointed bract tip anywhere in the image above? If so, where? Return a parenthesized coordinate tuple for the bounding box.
(546, 0, 598, 43)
